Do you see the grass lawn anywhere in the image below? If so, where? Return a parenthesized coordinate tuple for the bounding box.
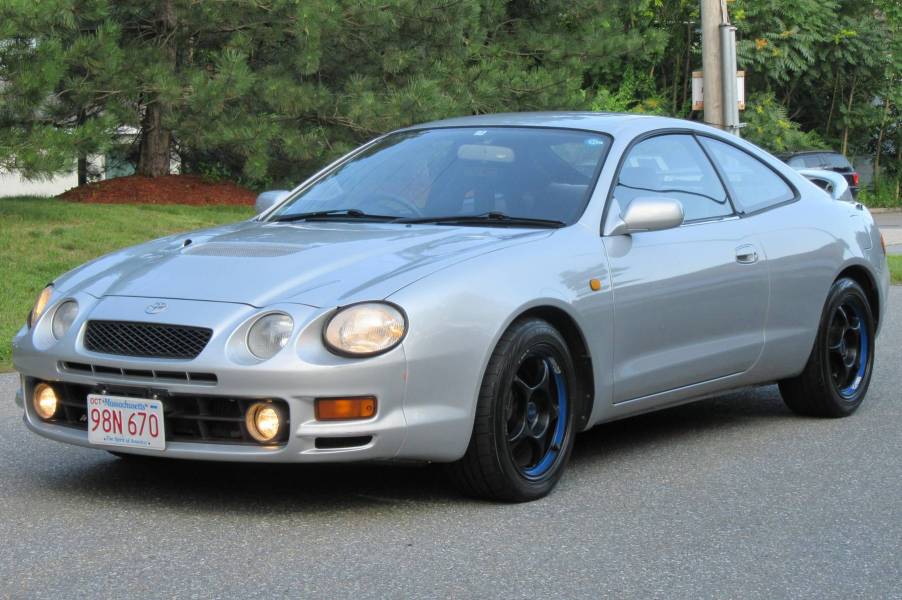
(889, 255, 902, 285)
(1, 197, 254, 372)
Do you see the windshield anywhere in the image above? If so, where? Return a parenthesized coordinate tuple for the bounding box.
(268, 127, 611, 226)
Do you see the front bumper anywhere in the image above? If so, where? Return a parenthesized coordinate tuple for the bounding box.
(13, 294, 424, 463)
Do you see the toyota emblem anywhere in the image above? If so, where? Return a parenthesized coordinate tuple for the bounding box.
(145, 302, 168, 315)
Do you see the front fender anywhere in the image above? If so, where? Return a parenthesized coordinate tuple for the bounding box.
(388, 226, 613, 460)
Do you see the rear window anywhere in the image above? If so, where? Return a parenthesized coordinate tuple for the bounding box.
(821, 153, 852, 170)
(802, 155, 823, 168)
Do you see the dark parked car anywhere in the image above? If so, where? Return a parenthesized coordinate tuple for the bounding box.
(779, 151, 860, 198)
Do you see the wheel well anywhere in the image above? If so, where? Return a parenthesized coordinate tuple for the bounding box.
(837, 265, 880, 326)
(517, 306, 595, 430)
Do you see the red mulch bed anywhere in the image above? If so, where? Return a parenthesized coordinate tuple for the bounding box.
(58, 175, 256, 206)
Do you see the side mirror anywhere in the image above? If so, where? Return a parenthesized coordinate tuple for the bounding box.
(255, 190, 290, 215)
(605, 197, 684, 236)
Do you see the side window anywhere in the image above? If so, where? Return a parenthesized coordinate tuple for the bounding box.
(699, 137, 795, 213)
(615, 134, 732, 222)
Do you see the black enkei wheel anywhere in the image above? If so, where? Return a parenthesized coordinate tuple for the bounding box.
(447, 318, 577, 502)
(779, 278, 876, 418)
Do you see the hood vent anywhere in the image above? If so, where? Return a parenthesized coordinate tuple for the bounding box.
(183, 243, 301, 258)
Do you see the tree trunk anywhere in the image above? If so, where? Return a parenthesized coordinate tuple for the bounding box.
(136, 102, 171, 177)
(825, 73, 839, 136)
(681, 21, 691, 111)
(873, 96, 890, 186)
(841, 76, 857, 157)
(77, 156, 88, 185)
(136, 0, 176, 178)
(76, 109, 88, 185)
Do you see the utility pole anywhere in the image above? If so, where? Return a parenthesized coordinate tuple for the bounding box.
(701, 0, 724, 129)
(700, 0, 741, 135)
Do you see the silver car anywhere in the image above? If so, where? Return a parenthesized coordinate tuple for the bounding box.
(12, 113, 889, 501)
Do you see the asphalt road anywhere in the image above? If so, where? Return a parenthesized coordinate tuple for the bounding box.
(2, 291, 901, 599)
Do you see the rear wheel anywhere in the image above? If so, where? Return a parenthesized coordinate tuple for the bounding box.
(447, 318, 577, 502)
(779, 278, 875, 417)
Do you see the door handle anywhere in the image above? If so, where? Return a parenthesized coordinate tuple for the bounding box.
(735, 244, 759, 264)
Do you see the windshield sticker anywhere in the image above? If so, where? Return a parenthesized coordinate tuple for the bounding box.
(585, 137, 604, 146)
(473, 130, 488, 136)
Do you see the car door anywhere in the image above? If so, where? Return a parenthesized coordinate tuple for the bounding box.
(603, 133, 768, 403)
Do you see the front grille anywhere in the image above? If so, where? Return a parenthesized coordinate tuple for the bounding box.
(42, 382, 289, 445)
(84, 320, 212, 359)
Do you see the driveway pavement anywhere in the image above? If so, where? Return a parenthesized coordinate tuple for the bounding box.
(875, 211, 902, 255)
(1, 289, 900, 599)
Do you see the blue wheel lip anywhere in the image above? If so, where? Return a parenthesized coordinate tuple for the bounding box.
(522, 362, 567, 478)
(839, 302, 869, 398)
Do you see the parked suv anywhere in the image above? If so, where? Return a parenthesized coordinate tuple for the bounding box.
(779, 151, 860, 198)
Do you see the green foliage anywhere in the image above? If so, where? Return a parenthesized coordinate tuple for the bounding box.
(733, 0, 899, 178)
(742, 93, 827, 154)
(0, 0, 898, 198)
(859, 180, 902, 209)
(590, 68, 669, 115)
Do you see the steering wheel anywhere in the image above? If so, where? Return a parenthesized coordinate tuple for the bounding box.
(366, 192, 424, 218)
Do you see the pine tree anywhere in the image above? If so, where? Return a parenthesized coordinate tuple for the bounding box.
(1, 0, 649, 187)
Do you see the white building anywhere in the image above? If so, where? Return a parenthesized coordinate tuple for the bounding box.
(0, 127, 149, 198)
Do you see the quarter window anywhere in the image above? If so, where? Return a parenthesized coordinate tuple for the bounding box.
(615, 134, 732, 222)
(699, 137, 795, 213)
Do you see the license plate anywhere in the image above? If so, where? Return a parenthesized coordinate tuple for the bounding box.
(87, 394, 166, 451)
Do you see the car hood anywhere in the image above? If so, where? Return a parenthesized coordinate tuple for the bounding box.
(57, 220, 551, 308)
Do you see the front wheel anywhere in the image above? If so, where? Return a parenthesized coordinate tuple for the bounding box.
(779, 278, 876, 417)
(447, 318, 578, 502)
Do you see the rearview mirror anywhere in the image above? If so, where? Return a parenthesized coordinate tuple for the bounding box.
(255, 190, 290, 215)
(605, 197, 684, 236)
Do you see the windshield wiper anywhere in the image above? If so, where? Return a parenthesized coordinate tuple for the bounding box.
(394, 211, 566, 229)
(272, 209, 398, 223)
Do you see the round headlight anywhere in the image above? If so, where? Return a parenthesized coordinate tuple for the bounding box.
(324, 303, 406, 356)
(51, 300, 79, 339)
(28, 285, 53, 328)
(247, 313, 294, 359)
(33, 383, 59, 420)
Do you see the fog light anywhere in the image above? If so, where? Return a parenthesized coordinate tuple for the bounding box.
(33, 383, 59, 420)
(315, 397, 377, 421)
(245, 402, 283, 443)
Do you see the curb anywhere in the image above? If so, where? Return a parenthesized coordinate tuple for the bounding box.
(867, 208, 902, 214)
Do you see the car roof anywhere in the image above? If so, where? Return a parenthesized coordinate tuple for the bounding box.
(396, 111, 727, 139)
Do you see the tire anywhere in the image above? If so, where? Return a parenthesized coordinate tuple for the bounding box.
(779, 278, 876, 418)
(446, 318, 578, 502)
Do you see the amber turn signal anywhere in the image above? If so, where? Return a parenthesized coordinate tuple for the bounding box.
(315, 397, 377, 421)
